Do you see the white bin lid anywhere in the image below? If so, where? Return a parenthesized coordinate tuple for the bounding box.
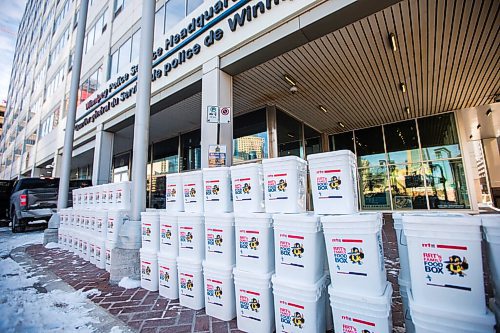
(202, 261, 234, 278)
(306, 150, 355, 161)
(272, 274, 328, 302)
(321, 213, 381, 232)
(262, 155, 307, 165)
(230, 162, 262, 171)
(234, 212, 272, 220)
(157, 251, 177, 262)
(329, 281, 392, 315)
(177, 256, 202, 270)
(202, 166, 230, 173)
(273, 213, 321, 232)
(481, 214, 500, 228)
(182, 170, 203, 176)
(233, 268, 273, 288)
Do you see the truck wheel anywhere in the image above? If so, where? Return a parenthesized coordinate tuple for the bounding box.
(12, 215, 26, 233)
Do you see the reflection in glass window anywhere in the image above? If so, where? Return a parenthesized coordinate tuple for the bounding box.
(385, 120, 420, 164)
(418, 113, 461, 160)
(181, 129, 201, 171)
(304, 125, 322, 156)
(166, 0, 185, 32)
(331, 131, 354, 153)
(117, 38, 132, 74)
(389, 163, 428, 210)
(187, 0, 203, 14)
(355, 126, 385, 168)
(359, 166, 391, 210)
(424, 160, 470, 209)
(233, 110, 268, 164)
(131, 30, 141, 62)
(277, 111, 303, 158)
(113, 152, 129, 182)
(153, 137, 179, 174)
(154, 6, 165, 38)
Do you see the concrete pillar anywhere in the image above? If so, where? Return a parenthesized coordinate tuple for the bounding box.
(266, 105, 278, 158)
(201, 57, 233, 168)
(52, 153, 62, 178)
(92, 124, 114, 185)
(31, 167, 41, 177)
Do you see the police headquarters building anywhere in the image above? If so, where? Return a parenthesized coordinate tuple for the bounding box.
(1, 0, 499, 212)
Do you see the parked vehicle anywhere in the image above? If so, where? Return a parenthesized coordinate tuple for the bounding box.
(9, 178, 92, 232)
(0, 180, 14, 221)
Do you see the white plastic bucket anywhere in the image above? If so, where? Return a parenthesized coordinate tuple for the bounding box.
(73, 210, 81, 229)
(88, 188, 94, 206)
(272, 274, 327, 333)
(403, 214, 486, 315)
(329, 282, 393, 333)
(321, 213, 387, 296)
(177, 212, 205, 261)
(482, 215, 500, 303)
(58, 229, 64, 246)
(408, 288, 495, 333)
(230, 163, 265, 213)
(95, 238, 106, 269)
(141, 211, 160, 252)
(68, 209, 74, 227)
(107, 210, 129, 242)
(182, 170, 204, 213)
(89, 240, 96, 265)
(177, 257, 204, 310)
(166, 174, 184, 212)
(399, 277, 415, 333)
(233, 268, 275, 333)
(72, 189, 78, 208)
(203, 167, 233, 213)
(234, 213, 274, 274)
(95, 210, 108, 238)
(307, 150, 358, 215)
(393, 212, 411, 283)
(82, 188, 89, 208)
(94, 185, 102, 207)
(89, 212, 96, 233)
(203, 261, 236, 321)
(159, 212, 179, 257)
(82, 235, 90, 261)
(140, 248, 159, 291)
(105, 239, 116, 272)
(101, 184, 110, 208)
(107, 183, 116, 208)
(262, 156, 307, 214)
(204, 212, 235, 265)
(158, 252, 178, 299)
(115, 181, 131, 210)
(273, 213, 324, 284)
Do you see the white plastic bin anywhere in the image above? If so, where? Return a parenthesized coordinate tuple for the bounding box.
(101, 184, 110, 208)
(107, 210, 129, 242)
(233, 268, 275, 333)
(141, 211, 160, 252)
(393, 212, 411, 283)
(203, 261, 236, 321)
(158, 252, 178, 299)
(403, 214, 486, 315)
(307, 150, 358, 215)
(72, 189, 78, 208)
(408, 288, 495, 333)
(177, 212, 205, 261)
(94, 185, 102, 207)
(203, 167, 233, 213)
(482, 215, 500, 303)
(82, 236, 90, 261)
(230, 163, 265, 213)
(329, 282, 393, 333)
(95, 210, 108, 238)
(273, 213, 324, 284)
(89, 212, 96, 233)
(159, 212, 179, 257)
(204, 212, 235, 265)
(182, 170, 204, 213)
(399, 277, 415, 333)
(272, 274, 327, 333)
(234, 213, 274, 274)
(95, 238, 106, 269)
(140, 248, 159, 291)
(321, 213, 386, 296)
(107, 183, 116, 208)
(88, 188, 95, 206)
(177, 257, 204, 310)
(262, 156, 307, 214)
(115, 181, 131, 209)
(166, 174, 184, 212)
(105, 240, 116, 272)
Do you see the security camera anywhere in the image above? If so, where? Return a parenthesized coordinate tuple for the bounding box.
(495, 94, 500, 103)
(290, 86, 298, 94)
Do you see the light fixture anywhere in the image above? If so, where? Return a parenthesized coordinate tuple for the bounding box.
(486, 109, 492, 116)
(389, 33, 397, 52)
(318, 105, 328, 113)
(338, 122, 345, 128)
(399, 82, 406, 93)
(405, 107, 410, 114)
(469, 134, 473, 139)
(284, 74, 296, 86)
(477, 124, 481, 129)
(287, 133, 295, 138)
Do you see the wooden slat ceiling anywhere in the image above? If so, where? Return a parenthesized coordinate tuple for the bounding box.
(233, 0, 500, 134)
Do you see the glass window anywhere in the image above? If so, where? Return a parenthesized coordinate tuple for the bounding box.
(233, 110, 268, 164)
(114, 0, 125, 17)
(165, 0, 185, 32)
(110, 50, 119, 77)
(131, 29, 141, 63)
(418, 113, 461, 160)
(154, 6, 165, 38)
(187, 0, 203, 14)
(384, 120, 420, 164)
(152, 137, 179, 174)
(331, 131, 354, 153)
(117, 38, 132, 73)
(304, 125, 322, 157)
(359, 166, 391, 210)
(424, 160, 470, 209)
(181, 129, 201, 171)
(113, 152, 129, 182)
(389, 163, 428, 210)
(355, 126, 385, 168)
(277, 111, 303, 158)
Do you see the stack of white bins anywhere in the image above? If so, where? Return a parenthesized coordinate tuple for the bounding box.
(231, 162, 276, 333)
(308, 150, 393, 333)
(403, 214, 495, 332)
(140, 210, 160, 291)
(482, 215, 500, 325)
(202, 167, 236, 321)
(177, 170, 205, 310)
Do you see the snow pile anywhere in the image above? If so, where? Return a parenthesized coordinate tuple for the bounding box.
(44, 242, 61, 249)
(118, 277, 141, 289)
(0, 228, 43, 257)
(110, 326, 124, 333)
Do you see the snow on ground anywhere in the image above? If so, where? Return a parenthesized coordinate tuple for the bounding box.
(118, 277, 141, 289)
(44, 242, 61, 249)
(0, 229, 100, 332)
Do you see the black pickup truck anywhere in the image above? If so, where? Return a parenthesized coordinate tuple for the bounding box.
(0, 180, 14, 221)
(9, 178, 92, 232)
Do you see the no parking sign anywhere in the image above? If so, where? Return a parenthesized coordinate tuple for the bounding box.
(219, 107, 231, 123)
